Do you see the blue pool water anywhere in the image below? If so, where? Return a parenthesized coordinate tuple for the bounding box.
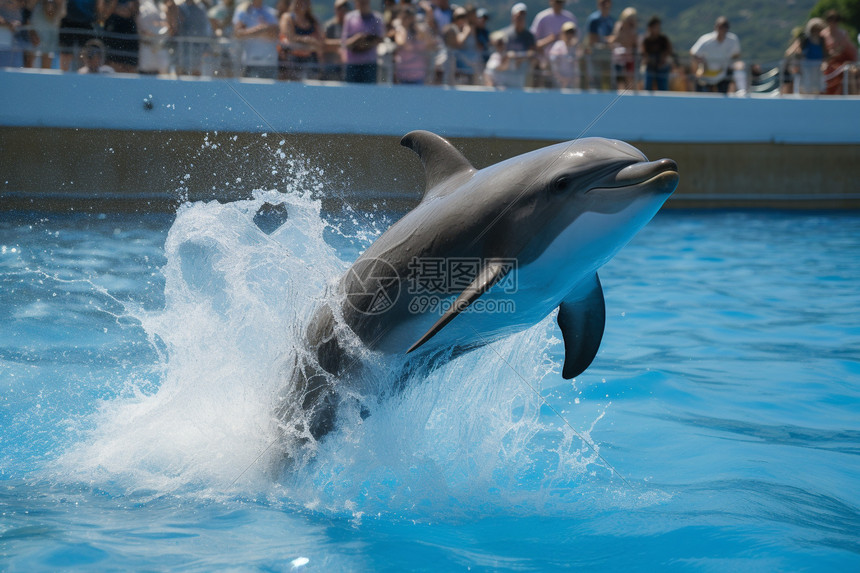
(1, 192, 859, 571)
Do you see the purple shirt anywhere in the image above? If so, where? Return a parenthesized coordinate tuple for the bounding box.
(530, 8, 577, 56)
(341, 9, 384, 65)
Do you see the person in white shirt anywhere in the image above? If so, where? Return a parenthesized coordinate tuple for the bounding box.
(233, 0, 279, 78)
(137, 0, 169, 74)
(547, 20, 580, 88)
(530, 0, 576, 86)
(690, 16, 741, 93)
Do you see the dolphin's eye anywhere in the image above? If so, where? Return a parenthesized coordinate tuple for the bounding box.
(551, 175, 572, 194)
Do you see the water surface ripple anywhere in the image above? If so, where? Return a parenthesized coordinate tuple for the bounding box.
(1, 205, 858, 571)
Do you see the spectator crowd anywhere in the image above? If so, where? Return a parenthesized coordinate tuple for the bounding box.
(1, 0, 858, 94)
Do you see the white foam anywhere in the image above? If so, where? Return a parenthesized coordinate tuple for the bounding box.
(53, 183, 646, 516)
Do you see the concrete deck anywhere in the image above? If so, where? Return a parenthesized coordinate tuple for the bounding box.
(1, 69, 858, 210)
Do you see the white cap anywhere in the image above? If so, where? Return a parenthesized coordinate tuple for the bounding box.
(511, 2, 527, 15)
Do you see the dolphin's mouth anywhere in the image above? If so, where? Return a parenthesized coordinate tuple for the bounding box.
(589, 159, 679, 195)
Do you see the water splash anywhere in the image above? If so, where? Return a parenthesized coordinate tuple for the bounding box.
(53, 182, 630, 517)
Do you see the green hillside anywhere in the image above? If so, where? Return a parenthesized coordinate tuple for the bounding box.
(630, 0, 818, 64)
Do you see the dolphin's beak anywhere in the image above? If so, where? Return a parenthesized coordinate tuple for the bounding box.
(592, 159, 679, 195)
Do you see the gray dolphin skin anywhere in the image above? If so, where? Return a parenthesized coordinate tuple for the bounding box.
(277, 130, 679, 445)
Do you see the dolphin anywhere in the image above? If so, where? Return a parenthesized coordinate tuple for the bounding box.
(277, 130, 678, 445)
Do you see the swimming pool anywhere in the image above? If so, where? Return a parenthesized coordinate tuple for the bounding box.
(1, 190, 859, 570)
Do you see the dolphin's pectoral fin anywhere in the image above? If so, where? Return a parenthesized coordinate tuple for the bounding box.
(407, 259, 511, 353)
(401, 130, 476, 198)
(557, 274, 606, 380)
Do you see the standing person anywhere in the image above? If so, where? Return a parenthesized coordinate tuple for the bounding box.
(137, 0, 169, 74)
(690, 16, 740, 93)
(340, 0, 383, 83)
(78, 37, 114, 71)
(464, 6, 483, 79)
(320, 0, 348, 80)
(233, 0, 279, 78)
(279, 0, 323, 80)
(207, 0, 236, 76)
(474, 7, 489, 63)
(207, 0, 235, 38)
(483, 29, 510, 87)
(393, 4, 433, 84)
(0, 0, 24, 67)
(785, 18, 825, 95)
(609, 6, 636, 90)
(58, 0, 98, 70)
(547, 19, 579, 88)
(821, 10, 857, 95)
(641, 15, 672, 91)
(100, 0, 139, 72)
(499, 2, 536, 88)
(168, 0, 212, 75)
(585, 0, 613, 89)
(417, 0, 451, 36)
(26, 0, 67, 69)
(416, 0, 452, 82)
(530, 0, 576, 86)
(380, 0, 399, 36)
(442, 6, 479, 84)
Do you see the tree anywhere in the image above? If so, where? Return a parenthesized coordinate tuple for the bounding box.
(810, 0, 860, 37)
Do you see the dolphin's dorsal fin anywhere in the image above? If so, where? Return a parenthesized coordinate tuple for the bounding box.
(406, 259, 511, 353)
(557, 274, 606, 379)
(401, 130, 476, 200)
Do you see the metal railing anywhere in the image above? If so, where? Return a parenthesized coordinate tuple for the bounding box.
(5, 25, 859, 95)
